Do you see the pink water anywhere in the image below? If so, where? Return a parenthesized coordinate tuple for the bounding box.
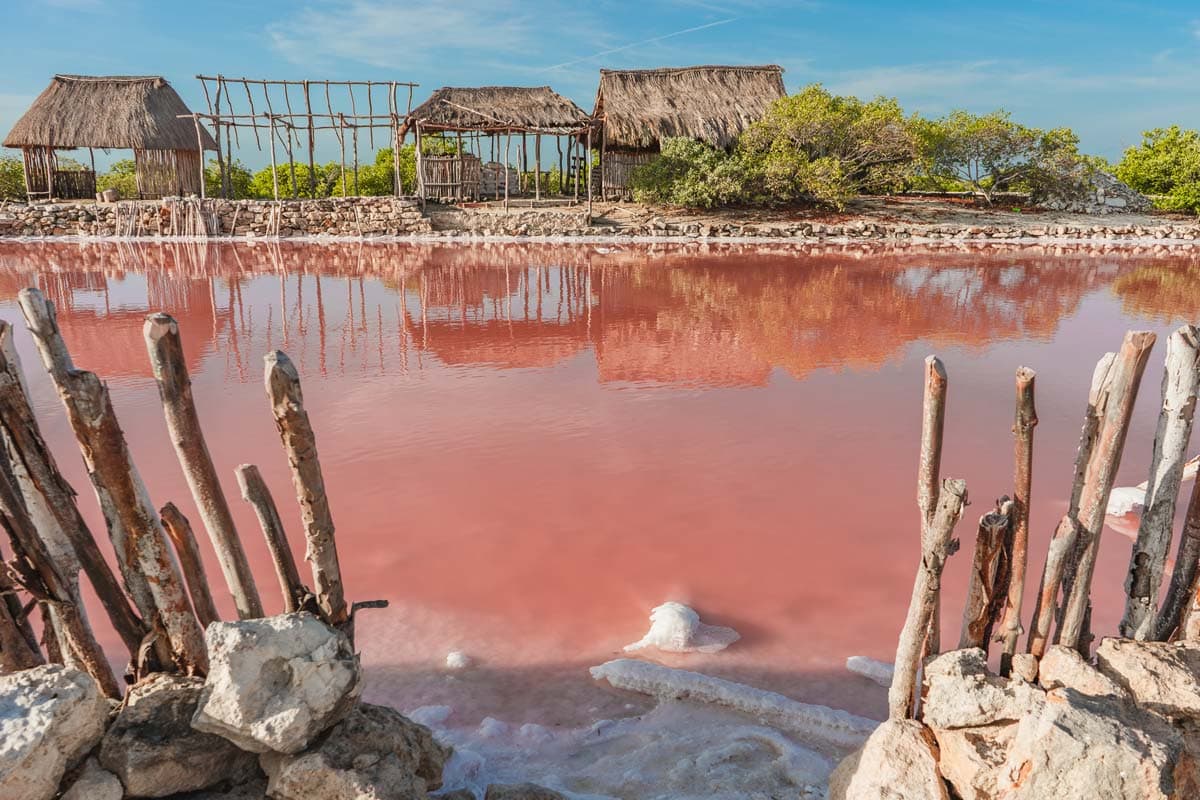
(1, 240, 1197, 724)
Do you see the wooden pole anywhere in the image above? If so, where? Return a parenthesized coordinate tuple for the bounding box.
(1121, 325, 1200, 639)
(918, 355, 948, 656)
(1058, 332, 1156, 652)
(235, 464, 307, 613)
(144, 313, 263, 619)
(958, 508, 1010, 651)
(264, 351, 348, 626)
(1000, 367, 1037, 674)
(504, 132, 511, 211)
(1027, 515, 1081, 657)
(535, 135, 541, 201)
(268, 117, 280, 201)
(0, 557, 43, 672)
(888, 478, 968, 719)
(1156, 474, 1200, 640)
(18, 289, 207, 674)
(303, 80, 317, 197)
(585, 128, 593, 219)
(193, 115, 206, 199)
(0, 321, 145, 657)
(160, 502, 220, 629)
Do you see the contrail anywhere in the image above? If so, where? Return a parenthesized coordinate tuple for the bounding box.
(544, 18, 738, 71)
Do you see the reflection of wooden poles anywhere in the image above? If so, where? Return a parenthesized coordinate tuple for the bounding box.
(160, 502, 220, 629)
(1157, 476, 1200, 640)
(1058, 332, 1156, 652)
(19, 289, 207, 675)
(889, 478, 968, 719)
(959, 508, 1010, 650)
(1122, 325, 1200, 640)
(0, 321, 145, 658)
(918, 356, 948, 656)
(264, 352, 348, 626)
(144, 313, 263, 619)
(235, 464, 308, 614)
(1000, 367, 1037, 674)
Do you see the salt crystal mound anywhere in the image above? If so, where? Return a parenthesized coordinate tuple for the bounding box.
(623, 601, 741, 654)
(445, 651, 471, 670)
(846, 656, 894, 688)
(591, 658, 877, 749)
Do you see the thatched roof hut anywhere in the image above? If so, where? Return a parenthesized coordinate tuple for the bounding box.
(592, 65, 785, 196)
(4, 75, 215, 200)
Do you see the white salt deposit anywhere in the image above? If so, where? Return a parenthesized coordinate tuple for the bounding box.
(406, 705, 453, 727)
(445, 651, 471, 670)
(846, 656, 894, 688)
(590, 658, 877, 749)
(623, 601, 741, 654)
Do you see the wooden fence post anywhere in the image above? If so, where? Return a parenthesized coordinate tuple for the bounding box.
(1000, 367, 1037, 675)
(264, 352, 348, 626)
(0, 551, 43, 672)
(959, 508, 1010, 650)
(160, 502, 221, 629)
(1027, 516, 1081, 658)
(889, 477, 968, 720)
(18, 289, 207, 674)
(1158, 476, 1200, 640)
(918, 356, 948, 656)
(144, 313, 263, 620)
(1058, 332, 1156, 652)
(1121, 325, 1200, 640)
(234, 464, 308, 613)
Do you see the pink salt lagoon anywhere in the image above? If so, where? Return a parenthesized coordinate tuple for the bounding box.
(1, 240, 1197, 727)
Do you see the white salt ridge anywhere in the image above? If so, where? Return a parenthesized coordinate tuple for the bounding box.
(623, 601, 740, 654)
(590, 658, 878, 749)
(445, 651, 471, 670)
(846, 656, 894, 688)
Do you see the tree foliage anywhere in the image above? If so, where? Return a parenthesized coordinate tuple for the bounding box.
(96, 159, 139, 199)
(0, 156, 25, 200)
(1114, 126, 1200, 213)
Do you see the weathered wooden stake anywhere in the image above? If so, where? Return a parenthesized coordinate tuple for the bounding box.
(1058, 331, 1156, 652)
(1160, 476, 1200, 640)
(889, 477, 968, 720)
(145, 313, 263, 619)
(18, 289, 207, 674)
(0, 555, 43, 672)
(160, 502, 221, 629)
(0, 321, 145, 657)
(1000, 367, 1037, 675)
(264, 352, 348, 626)
(1121, 325, 1200, 639)
(959, 507, 1010, 650)
(1027, 515, 1081, 658)
(234, 464, 308, 613)
(918, 356, 948, 656)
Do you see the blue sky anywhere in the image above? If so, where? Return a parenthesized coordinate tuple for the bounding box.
(4, 0, 1199, 169)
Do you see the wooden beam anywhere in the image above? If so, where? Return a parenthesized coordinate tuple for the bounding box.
(1000, 367, 1037, 675)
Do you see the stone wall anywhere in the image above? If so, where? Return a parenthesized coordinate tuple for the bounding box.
(0, 197, 432, 238)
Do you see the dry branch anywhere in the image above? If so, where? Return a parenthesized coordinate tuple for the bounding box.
(1058, 331, 1156, 652)
(959, 507, 1010, 651)
(1157, 475, 1200, 640)
(889, 477, 968, 720)
(160, 502, 220, 629)
(0, 553, 42, 672)
(234, 464, 309, 613)
(1028, 515, 1081, 658)
(264, 352, 348, 626)
(145, 313, 263, 620)
(18, 289, 207, 674)
(1000, 367, 1037, 674)
(1121, 325, 1200, 639)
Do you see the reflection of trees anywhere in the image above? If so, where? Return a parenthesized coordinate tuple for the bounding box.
(1112, 262, 1200, 323)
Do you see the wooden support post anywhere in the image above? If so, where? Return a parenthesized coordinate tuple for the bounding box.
(888, 478, 968, 719)
(144, 313, 263, 619)
(1027, 515, 1082, 657)
(1000, 367, 1037, 675)
(535, 135, 541, 201)
(193, 115, 206, 200)
(303, 80, 317, 197)
(264, 352, 348, 626)
(504, 132, 511, 211)
(268, 117, 280, 201)
(160, 502, 220, 629)
(18, 289, 207, 675)
(1058, 332, 1156, 652)
(235, 464, 308, 613)
(918, 355, 948, 656)
(1122, 325, 1200, 639)
(0, 321, 145, 658)
(1157, 473, 1200, 640)
(959, 507, 1011, 650)
(585, 128, 593, 219)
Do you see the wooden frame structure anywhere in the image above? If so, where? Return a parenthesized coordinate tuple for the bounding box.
(187, 76, 418, 201)
(399, 86, 593, 211)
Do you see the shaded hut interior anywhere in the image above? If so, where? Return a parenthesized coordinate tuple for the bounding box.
(401, 86, 592, 204)
(592, 65, 786, 197)
(4, 75, 216, 201)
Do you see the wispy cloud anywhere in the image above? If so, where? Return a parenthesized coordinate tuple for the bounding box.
(544, 18, 739, 70)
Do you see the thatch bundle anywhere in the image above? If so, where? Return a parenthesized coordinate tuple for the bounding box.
(3, 75, 215, 151)
(595, 65, 785, 151)
(404, 86, 591, 134)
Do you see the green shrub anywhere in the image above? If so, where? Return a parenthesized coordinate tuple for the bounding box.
(96, 159, 139, 199)
(0, 155, 25, 200)
(1115, 126, 1200, 213)
(628, 138, 743, 209)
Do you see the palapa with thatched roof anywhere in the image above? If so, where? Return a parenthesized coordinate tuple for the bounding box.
(592, 65, 786, 196)
(4, 75, 216, 200)
(402, 86, 593, 204)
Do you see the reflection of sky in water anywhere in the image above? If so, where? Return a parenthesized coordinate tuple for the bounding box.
(0, 241, 1199, 726)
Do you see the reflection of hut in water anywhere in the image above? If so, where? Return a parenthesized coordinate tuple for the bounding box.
(400, 87, 592, 204)
(591, 65, 785, 198)
(3, 75, 216, 200)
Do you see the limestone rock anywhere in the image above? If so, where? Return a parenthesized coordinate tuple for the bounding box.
(192, 612, 362, 754)
(99, 674, 257, 797)
(0, 664, 110, 800)
(159, 777, 269, 799)
(60, 758, 123, 800)
(484, 784, 568, 800)
(432, 790, 477, 800)
(932, 724, 1016, 800)
(827, 719, 948, 800)
(1095, 638, 1200, 718)
(1010, 653, 1038, 684)
(260, 702, 450, 800)
(1039, 644, 1129, 699)
(921, 648, 1037, 729)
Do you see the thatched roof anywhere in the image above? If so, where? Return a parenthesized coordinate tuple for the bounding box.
(595, 65, 785, 151)
(405, 86, 591, 134)
(4, 75, 216, 151)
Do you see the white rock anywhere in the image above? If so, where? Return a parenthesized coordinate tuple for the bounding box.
(1038, 644, 1129, 699)
(191, 612, 362, 754)
(827, 719, 948, 800)
(623, 601, 740, 654)
(846, 656, 894, 687)
(60, 758, 122, 800)
(1095, 637, 1200, 718)
(922, 648, 1039, 729)
(0, 664, 110, 800)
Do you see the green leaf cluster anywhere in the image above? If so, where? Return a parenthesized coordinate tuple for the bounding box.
(1114, 126, 1200, 213)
